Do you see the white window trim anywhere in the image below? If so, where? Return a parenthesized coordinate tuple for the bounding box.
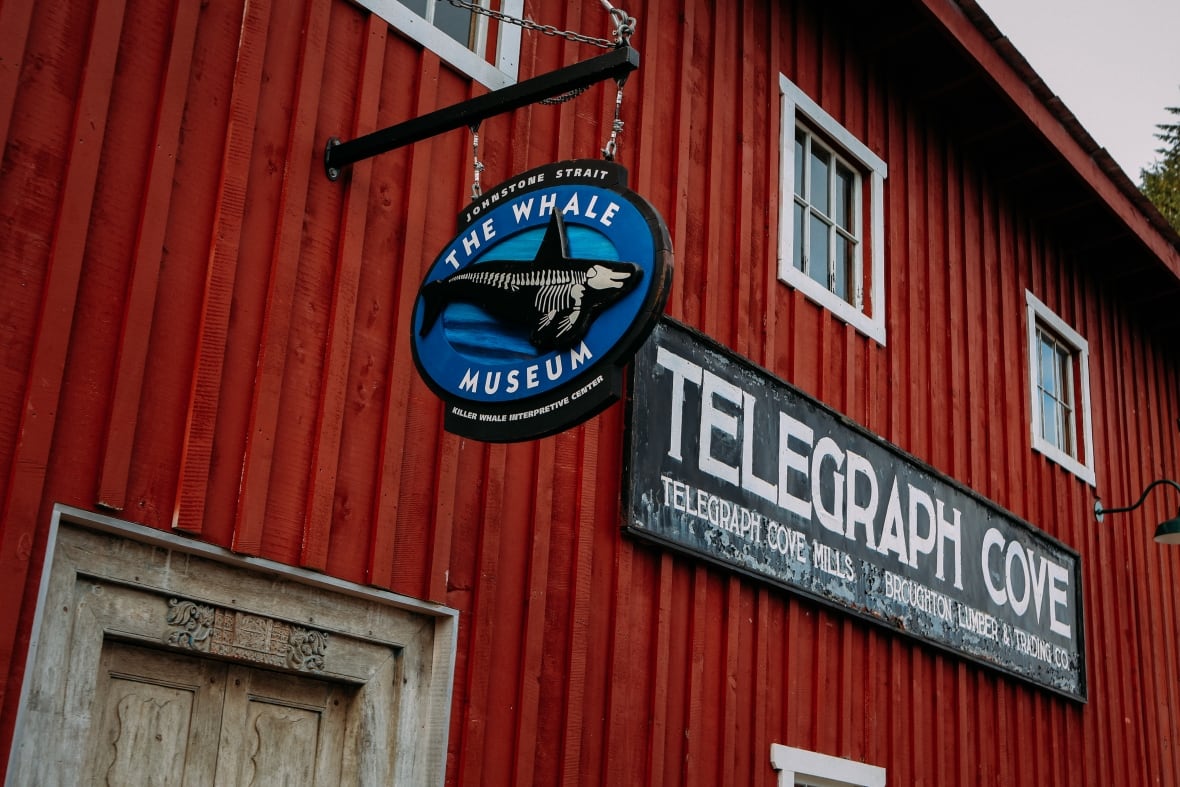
(361, 0, 523, 89)
(771, 744, 886, 787)
(779, 74, 888, 345)
(1025, 290, 1096, 486)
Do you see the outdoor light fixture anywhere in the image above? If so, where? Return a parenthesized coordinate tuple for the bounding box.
(1093, 479, 1180, 545)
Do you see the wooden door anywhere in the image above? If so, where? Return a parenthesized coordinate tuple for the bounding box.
(86, 640, 354, 786)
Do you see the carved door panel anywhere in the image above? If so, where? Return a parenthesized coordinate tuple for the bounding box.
(86, 640, 354, 786)
(212, 663, 351, 785)
(87, 641, 224, 785)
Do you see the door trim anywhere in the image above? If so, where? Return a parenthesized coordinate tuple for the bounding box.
(8, 504, 459, 786)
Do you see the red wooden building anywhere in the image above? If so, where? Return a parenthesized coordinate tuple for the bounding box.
(2, 0, 1180, 783)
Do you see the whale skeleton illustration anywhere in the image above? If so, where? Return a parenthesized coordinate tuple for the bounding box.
(418, 211, 643, 351)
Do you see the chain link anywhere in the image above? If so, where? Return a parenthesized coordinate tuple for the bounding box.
(446, 1, 637, 176)
(440, 0, 634, 49)
(601, 78, 625, 160)
(540, 86, 588, 106)
(469, 124, 485, 199)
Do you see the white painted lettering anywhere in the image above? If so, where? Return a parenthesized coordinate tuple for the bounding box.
(811, 437, 845, 536)
(777, 411, 813, 519)
(459, 368, 479, 394)
(741, 391, 778, 504)
(876, 479, 908, 562)
(562, 193, 581, 215)
(1005, 539, 1031, 616)
(601, 202, 620, 226)
(512, 199, 534, 223)
(1047, 560, 1072, 639)
(569, 341, 593, 369)
(935, 500, 964, 590)
(982, 528, 1007, 606)
(844, 450, 879, 550)
(907, 485, 937, 569)
(461, 228, 481, 256)
(699, 370, 742, 486)
(545, 355, 562, 381)
(656, 346, 703, 462)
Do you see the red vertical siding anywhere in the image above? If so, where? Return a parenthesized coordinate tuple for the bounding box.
(2, 1, 1180, 785)
(0, 0, 127, 716)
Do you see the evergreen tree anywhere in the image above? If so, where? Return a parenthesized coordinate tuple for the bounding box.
(1140, 95, 1180, 233)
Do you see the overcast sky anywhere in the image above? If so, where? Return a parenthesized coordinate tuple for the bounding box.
(979, 0, 1180, 181)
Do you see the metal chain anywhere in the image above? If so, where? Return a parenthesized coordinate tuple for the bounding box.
(446, 2, 637, 171)
(601, 77, 625, 160)
(439, 0, 635, 49)
(469, 123, 485, 199)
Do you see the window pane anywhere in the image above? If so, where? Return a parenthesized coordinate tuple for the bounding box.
(1058, 349, 1075, 454)
(1058, 403, 1070, 453)
(1041, 392, 1059, 448)
(834, 164, 854, 230)
(1039, 337, 1057, 396)
(434, 1, 475, 46)
(394, 0, 430, 16)
(793, 201, 805, 271)
(1057, 346, 1073, 405)
(809, 212, 830, 288)
(810, 146, 830, 215)
(1034, 322, 1081, 458)
(794, 131, 806, 197)
(834, 234, 850, 302)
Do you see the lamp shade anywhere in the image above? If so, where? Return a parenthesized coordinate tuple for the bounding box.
(1153, 512, 1180, 545)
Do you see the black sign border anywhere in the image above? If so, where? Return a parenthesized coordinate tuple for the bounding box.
(622, 317, 1087, 702)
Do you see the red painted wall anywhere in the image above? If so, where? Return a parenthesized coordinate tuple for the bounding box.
(2, 0, 1179, 784)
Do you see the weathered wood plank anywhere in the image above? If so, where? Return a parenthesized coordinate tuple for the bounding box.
(98, 0, 201, 511)
(0, 0, 127, 725)
(233, 0, 332, 555)
(0, 0, 35, 149)
(172, 0, 272, 536)
(302, 13, 385, 571)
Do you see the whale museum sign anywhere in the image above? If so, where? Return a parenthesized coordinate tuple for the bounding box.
(411, 160, 672, 442)
(625, 320, 1086, 700)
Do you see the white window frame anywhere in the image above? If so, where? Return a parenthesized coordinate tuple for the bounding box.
(779, 74, 888, 345)
(771, 744, 886, 787)
(361, 0, 524, 89)
(1025, 290, 1096, 486)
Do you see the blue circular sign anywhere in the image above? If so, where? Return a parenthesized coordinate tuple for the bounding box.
(411, 160, 672, 442)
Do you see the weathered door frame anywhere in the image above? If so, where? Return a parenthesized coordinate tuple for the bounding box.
(7, 504, 459, 786)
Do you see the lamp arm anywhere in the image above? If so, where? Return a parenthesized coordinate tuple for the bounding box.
(1096, 478, 1180, 517)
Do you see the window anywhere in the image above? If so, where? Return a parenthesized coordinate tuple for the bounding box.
(771, 744, 886, 787)
(1025, 291, 1095, 485)
(363, 0, 524, 88)
(779, 75, 888, 345)
(793, 129, 859, 305)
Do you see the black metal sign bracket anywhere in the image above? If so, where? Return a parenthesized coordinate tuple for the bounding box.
(324, 46, 640, 180)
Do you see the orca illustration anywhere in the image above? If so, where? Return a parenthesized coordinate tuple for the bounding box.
(418, 211, 642, 352)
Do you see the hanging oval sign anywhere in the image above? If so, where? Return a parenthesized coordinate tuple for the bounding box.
(411, 159, 673, 442)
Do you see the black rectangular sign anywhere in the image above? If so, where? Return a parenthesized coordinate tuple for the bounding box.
(625, 320, 1086, 700)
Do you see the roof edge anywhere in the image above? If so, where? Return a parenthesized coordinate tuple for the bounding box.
(918, 0, 1180, 278)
